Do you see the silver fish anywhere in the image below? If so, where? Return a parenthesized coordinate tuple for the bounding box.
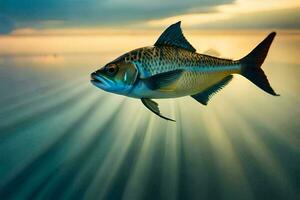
(91, 21, 279, 121)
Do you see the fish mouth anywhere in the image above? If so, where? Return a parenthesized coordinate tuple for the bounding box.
(90, 72, 111, 89)
(91, 73, 103, 84)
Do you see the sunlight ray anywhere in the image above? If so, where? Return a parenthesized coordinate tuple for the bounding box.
(214, 100, 297, 199)
(84, 103, 145, 200)
(32, 96, 128, 199)
(0, 82, 92, 142)
(93, 104, 152, 200)
(0, 79, 89, 127)
(226, 92, 300, 152)
(160, 100, 180, 200)
(0, 77, 86, 115)
(201, 107, 254, 200)
(0, 67, 83, 103)
(0, 92, 100, 180)
(0, 90, 99, 198)
(121, 114, 157, 200)
(26, 95, 104, 199)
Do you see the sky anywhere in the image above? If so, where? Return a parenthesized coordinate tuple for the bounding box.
(0, 0, 300, 35)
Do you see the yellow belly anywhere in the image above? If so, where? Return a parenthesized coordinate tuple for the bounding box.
(159, 71, 232, 97)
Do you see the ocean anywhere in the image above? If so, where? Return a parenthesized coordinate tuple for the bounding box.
(0, 30, 299, 199)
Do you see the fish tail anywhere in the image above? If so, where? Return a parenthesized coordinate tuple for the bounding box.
(239, 32, 279, 96)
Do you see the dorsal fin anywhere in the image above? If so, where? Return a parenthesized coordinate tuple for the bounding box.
(154, 21, 196, 52)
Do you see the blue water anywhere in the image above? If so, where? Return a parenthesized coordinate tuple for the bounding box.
(0, 33, 299, 200)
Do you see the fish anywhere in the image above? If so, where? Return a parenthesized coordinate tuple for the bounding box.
(91, 21, 279, 122)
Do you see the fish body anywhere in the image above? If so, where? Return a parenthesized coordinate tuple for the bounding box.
(91, 21, 278, 121)
(123, 45, 240, 99)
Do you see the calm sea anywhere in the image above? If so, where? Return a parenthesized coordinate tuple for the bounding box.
(0, 31, 299, 199)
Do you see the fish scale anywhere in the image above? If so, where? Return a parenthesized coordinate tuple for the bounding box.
(127, 46, 241, 96)
(135, 46, 240, 78)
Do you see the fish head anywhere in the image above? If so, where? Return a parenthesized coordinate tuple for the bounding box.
(91, 58, 138, 95)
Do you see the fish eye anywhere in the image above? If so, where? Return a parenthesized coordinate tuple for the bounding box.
(106, 64, 118, 76)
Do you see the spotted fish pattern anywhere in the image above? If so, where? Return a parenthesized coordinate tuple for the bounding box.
(121, 46, 240, 96)
(124, 46, 239, 77)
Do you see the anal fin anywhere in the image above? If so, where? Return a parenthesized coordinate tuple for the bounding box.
(191, 75, 233, 105)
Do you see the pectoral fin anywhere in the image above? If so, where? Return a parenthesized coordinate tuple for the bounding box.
(191, 75, 233, 105)
(142, 69, 183, 90)
(141, 98, 175, 122)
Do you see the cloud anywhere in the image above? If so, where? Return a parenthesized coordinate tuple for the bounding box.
(148, 1, 300, 30)
(0, 0, 299, 34)
(0, 0, 233, 33)
(194, 5, 300, 29)
(0, 15, 15, 34)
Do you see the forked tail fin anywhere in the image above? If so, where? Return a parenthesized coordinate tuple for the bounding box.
(240, 32, 279, 96)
